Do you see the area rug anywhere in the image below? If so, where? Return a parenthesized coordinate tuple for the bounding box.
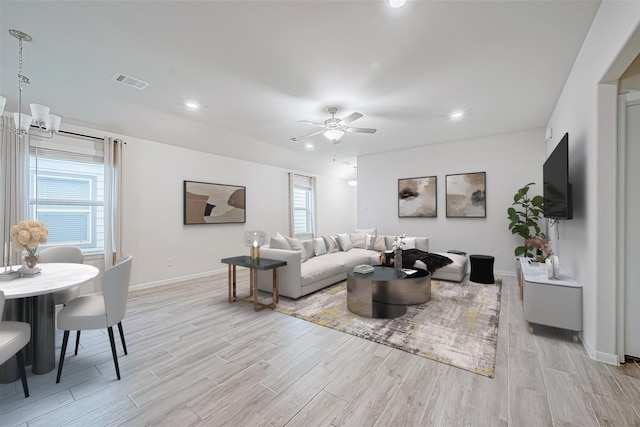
(275, 278, 501, 377)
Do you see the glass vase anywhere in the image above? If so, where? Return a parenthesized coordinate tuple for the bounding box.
(394, 248, 403, 275)
(24, 247, 39, 269)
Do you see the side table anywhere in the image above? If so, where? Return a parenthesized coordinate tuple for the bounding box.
(470, 254, 495, 284)
(221, 256, 287, 311)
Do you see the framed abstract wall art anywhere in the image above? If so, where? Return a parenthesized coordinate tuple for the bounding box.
(183, 180, 246, 224)
(445, 172, 486, 218)
(398, 176, 437, 218)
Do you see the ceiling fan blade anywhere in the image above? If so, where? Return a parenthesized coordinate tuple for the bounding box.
(345, 126, 377, 134)
(339, 112, 363, 125)
(298, 120, 325, 127)
(290, 130, 325, 141)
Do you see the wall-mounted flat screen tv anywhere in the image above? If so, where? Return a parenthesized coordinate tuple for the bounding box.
(543, 132, 573, 219)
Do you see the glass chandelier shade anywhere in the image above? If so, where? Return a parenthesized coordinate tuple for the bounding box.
(0, 29, 62, 138)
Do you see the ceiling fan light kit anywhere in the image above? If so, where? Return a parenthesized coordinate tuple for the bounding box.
(323, 129, 344, 141)
(290, 106, 377, 147)
(0, 29, 62, 138)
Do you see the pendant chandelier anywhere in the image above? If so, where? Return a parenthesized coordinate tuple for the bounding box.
(0, 29, 62, 138)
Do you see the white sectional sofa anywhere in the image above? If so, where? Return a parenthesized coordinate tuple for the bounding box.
(257, 233, 468, 299)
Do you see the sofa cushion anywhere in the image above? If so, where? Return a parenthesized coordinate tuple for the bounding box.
(319, 248, 376, 269)
(284, 235, 308, 262)
(323, 235, 339, 253)
(301, 259, 344, 287)
(270, 233, 290, 250)
(354, 227, 377, 235)
(337, 233, 353, 251)
(313, 237, 327, 256)
(302, 239, 314, 260)
(365, 233, 375, 249)
(350, 233, 366, 249)
(403, 237, 416, 249)
(416, 252, 467, 282)
(371, 235, 387, 251)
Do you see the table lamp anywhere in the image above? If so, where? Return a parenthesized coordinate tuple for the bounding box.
(244, 231, 267, 262)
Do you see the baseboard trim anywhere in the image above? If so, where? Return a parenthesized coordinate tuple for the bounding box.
(130, 268, 227, 291)
(581, 333, 620, 365)
(496, 269, 516, 277)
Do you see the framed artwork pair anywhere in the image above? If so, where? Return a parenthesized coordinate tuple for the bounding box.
(398, 172, 486, 218)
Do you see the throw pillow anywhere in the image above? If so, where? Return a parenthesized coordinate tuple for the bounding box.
(373, 235, 387, 251)
(323, 236, 339, 253)
(313, 237, 327, 256)
(403, 237, 417, 249)
(270, 233, 290, 250)
(365, 233, 375, 250)
(284, 235, 308, 262)
(337, 233, 353, 251)
(354, 227, 377, 235)
(302, 240, 315, 261)
(350, 233, 366, 249)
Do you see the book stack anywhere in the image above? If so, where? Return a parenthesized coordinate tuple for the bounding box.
(354, 264, 375, 274)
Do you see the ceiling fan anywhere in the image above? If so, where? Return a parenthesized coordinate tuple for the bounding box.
(290, 107, 377, 143)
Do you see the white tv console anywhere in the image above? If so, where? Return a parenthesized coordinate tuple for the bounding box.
(518, 258, 582, 342)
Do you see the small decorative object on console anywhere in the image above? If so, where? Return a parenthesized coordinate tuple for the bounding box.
(392, 234, 406, 273)
(354, 264, 375, 274)
(244, 230, 267, 263)
(11, 220, 49, 277)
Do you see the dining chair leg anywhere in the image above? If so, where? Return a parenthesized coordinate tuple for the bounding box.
(56, 330, 70, 384)
(74, 330, 81, 355)
(17, 349, 29, 398)
(117, 322, 128, 355)
(107, 326, 121, 380)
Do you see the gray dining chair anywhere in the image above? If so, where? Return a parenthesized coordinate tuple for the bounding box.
(56, 255, 133, 383)
(38, 246, 84, 305)
(0, 290, 31, 397)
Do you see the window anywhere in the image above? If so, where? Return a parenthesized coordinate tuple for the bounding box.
(29, 137, 105, 254)
(290, 173, 316, 240)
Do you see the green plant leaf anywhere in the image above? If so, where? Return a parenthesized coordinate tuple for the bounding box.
(515, 246, 528, 256)
(532, 195, 544, 206)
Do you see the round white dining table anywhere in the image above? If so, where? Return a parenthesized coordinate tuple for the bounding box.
(0, 263, 99, 382)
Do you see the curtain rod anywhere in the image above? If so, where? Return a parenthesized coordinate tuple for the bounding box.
(57, 129, 104, 141)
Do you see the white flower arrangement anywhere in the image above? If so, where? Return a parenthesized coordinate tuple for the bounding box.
(11, 220, 49, 252)
(392, 234, 406, 252)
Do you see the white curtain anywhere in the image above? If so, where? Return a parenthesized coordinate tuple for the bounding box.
(0, 116, 29, 266)
(288, 172, 316, 240)
(104, 137, 125, 268)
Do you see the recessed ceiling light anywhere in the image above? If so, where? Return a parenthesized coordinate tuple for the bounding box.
(388, 0, 407, 8)
(449, 110, 465, 120)
(185, 101, 200, 110)
(305, 142, 314, 149)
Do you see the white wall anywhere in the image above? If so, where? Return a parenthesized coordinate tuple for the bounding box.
(546, 1, 640, 363)
(357, 129, 545, 274)
(120, 136, 356, 286)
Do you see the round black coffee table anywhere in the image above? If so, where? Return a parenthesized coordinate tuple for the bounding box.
(346, 266, 431, 319)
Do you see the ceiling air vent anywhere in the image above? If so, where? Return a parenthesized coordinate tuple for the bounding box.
(111, 73, 150, 90)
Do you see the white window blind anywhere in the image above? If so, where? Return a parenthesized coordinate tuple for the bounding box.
(29, 134, 105, 253)
(289, 173, 316, 240)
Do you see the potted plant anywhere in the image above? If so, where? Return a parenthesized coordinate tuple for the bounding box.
(507, 182, 544, 258)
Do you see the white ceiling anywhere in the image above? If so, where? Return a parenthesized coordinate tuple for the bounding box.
(0, 1, 600, 178)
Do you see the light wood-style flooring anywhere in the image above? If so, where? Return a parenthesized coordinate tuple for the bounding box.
(1, 272, 640, 426)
